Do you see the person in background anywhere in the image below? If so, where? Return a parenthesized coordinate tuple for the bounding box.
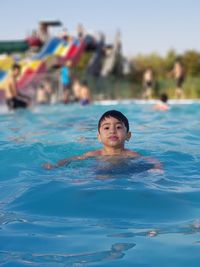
(4, 64, 30, 110)
(26, 30, 43, 52)
(172, 61, 185, 99)
(71, 78, 82, 102)
(76, 23, 85, 40)
(36, 84, 48, 104)
(60, 27, 72, 42)
(79, 79, 92, 105)
(154, 93, 169, 111)
(37, 22, 50, 44)
(36, 81, 52, 105)
(60, 60, 72, 104)
(142, 67, 154, 100)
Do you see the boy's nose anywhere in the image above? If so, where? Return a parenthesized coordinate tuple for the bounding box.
(110, 126, 117, 133)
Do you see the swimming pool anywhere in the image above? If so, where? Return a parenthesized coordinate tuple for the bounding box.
(0, 102, 200, 266)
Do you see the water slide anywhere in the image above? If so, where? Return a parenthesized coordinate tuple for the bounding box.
(0, 21, 62, 55)
(100, 32, 121, 77)
(0, 37, 85, 93)
(33, 38, 62, 60)
(17, 38, 85, 89)
(0, 56, 14, 92)
(86, 32, 122, 78)
(86, 34, 105, 77)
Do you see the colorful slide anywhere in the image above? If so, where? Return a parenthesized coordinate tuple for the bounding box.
(0, 37, 85, 94)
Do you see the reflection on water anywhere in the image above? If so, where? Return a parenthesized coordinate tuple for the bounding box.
(0, 242, 135, 265)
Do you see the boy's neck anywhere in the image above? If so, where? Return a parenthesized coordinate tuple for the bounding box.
(102, 145, 125, 156)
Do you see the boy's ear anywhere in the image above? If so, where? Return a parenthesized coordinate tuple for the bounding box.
(97, 133, 102, 142)
(126, 132, 131, 141)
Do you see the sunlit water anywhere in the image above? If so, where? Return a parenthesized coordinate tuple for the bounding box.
(0, 102, 200, 267)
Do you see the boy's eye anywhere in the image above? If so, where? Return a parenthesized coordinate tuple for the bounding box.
(117, 125, 122, 129)
(104, 127, 109, 130)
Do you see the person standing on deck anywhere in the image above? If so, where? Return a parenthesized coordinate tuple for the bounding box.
(4, 64, 30, 110)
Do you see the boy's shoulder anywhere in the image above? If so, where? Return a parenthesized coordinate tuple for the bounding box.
(83, 150, 102, 157)
(83, 149, 140, 158)
(124, 149, 140, 157)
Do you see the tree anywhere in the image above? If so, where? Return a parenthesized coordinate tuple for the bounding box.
(182, 50, 200, 76)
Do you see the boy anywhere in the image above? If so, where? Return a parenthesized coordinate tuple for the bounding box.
(4, 64, 30, 110)
(44, 110, 162, 172)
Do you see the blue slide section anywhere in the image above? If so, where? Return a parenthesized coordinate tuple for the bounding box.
(33, 38, 62, 60)
(0, 70, 6, 80)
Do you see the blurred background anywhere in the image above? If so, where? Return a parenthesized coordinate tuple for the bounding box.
(1, 0, 200, 107)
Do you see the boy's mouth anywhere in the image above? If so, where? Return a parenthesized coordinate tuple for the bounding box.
(109, 136, 119, 141)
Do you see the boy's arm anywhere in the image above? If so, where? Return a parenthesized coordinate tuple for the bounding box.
(43, 155, 85, 170)
(144, 156, 164, 173)
(43, 151, 99, 170)
(127, 151, 163, 173)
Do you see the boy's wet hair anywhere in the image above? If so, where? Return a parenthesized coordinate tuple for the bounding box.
(98, 110, 129, 132)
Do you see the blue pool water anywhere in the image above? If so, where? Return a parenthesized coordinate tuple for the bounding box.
(0, 102, 200, 266)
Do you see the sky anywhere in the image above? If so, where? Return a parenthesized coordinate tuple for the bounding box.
(1, 0, 200, 57)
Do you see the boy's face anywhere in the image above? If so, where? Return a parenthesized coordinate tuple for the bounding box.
(98, 116, 131, 148)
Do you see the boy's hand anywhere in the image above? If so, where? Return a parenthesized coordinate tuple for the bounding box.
(144, 156, 164, 174)
(57, 159, 72, 167)
(43, 163, 54, 170)
(43, 159, 71, 170)
(57, 159, 69, 166)
(148, 168, 164, 174)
